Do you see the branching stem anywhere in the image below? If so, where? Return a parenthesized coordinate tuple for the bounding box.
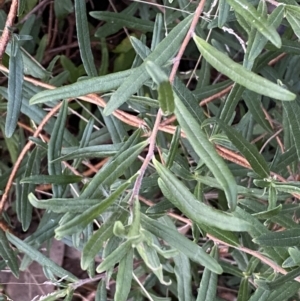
(129, 0, 207, 205)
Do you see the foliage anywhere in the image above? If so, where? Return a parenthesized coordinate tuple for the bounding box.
(1, 0, 300, 300)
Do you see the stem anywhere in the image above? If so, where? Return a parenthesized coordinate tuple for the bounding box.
(0, 0, 18, 61)
(129, 0, 207, 205)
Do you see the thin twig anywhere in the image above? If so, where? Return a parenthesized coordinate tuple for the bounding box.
(129, 0, 207, 205)
(0, 102, 64, 214)
(0, 0, 18, 61)
(259, 128, 283, 154)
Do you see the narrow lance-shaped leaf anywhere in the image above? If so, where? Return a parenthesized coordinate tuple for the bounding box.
(18, 147, 38, 231)
(199, 223, 240, 247)
(174, 94, 237, 210)
(282, 101, 300, 161)
(193, 35, 295, 101)
(103, 14, 193, 115)
(151, 13, 163, 50)
(81, 210, 128, 270)
(95, 280, 107, 301)
(246, 5, 284, 66)
(0, 230, 19, 278)
(141, 214, 223, 274)
(90, 11, 155, 32)
(166, 126, 181, 168)
(155, 163, 250, 232)
(196, 246, 218, 301)
(243, 90, 272, 132)
(218, 0, 230, 28)
(237, 278, 250, 301)
(29, 193, 110, 213)
(48, 100, 68, 198)
(254, 229, 300, 247)
(29, 69, 133, 105)
(145, 61, 175, 115)
(174, 252, 192, 301)
(207, 118, 270, 178)
(285, 6, 300, 39)
(257, 266, 300, 291)
(6, 40, 24, 137)
(226, 0, 281, 48)
(114, 248, 134, 301)
(80, 140, 147, 199)
(55, 180, 132, 239)
(21, 175, 82, 185)
(96, 239, 132, 273)
(94, 2, 138, 38)
(6, 232, 78, 282)
(74, 0, 97, 77)
(136, 242, 170, 285)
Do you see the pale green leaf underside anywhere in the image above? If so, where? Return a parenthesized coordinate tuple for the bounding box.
(193, 35, 295, 101)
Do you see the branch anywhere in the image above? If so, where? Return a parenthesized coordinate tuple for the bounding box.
(129, 0, 207, 205)
(0, 0, 18, 61)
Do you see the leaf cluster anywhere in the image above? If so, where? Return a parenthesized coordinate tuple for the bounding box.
(1, 0, 300, 300)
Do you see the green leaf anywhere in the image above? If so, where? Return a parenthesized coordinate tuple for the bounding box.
(245, 4, 284, 68)
(218, 0, 230, 28)
(96, 239, 132, 273)
(128, 197, 141, 238)
(21, 175, 82, 185)
(48, 100, 68, 198)
(80, 141, 146, 199)
(6, 42, 24, 137)
(6, 232, 78, 282)
(155, 167, 249, 231)
(196, 246, 218, 301)
(286, 6, 300, 39)
(57, 144, 120, 161)
(29, 69, 133, 104)
(94, 2, 138, 38)
(54, 0, 73, 19)
(136, 241, 169, 285)
(266, 281, 300, 301)
(252, 204, 282, 220)
(282, 101, 300, 161)
(141, 215, 223, 274)
(90, 11, 155, 33)
(289, 247, 300, 266)
(258, 266, 300, 290)
(81, 210, 127, 270)
(243, 90, 272, 132)
(28, 193, 107, 213)
(95, 280, 107, 301)
(193, 35, 295, 101)
(166, 126, 181, 168)
(115, 248, 134, 301)
(254, 228, 300, 247)
(274, 182, 300, 194)
(0, 230, 19, 278)
(35, 290, 68, 301)
(237, 278, 250, 301)
(174, 95, 237, 210)
(145, 61, 175, 115)
(198, 223, 240, 247)
(174, 253, 192, 301)
(55, 180, 132, 239)
(18, 147, 38, 231)
(5, 43, 50, 79)
(226, 0, 281, 48)
(151, 13, 164, 50)
(74, 0, 97, 77)
(208, 118, 270, 178)
(103, 14, 193, 115)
